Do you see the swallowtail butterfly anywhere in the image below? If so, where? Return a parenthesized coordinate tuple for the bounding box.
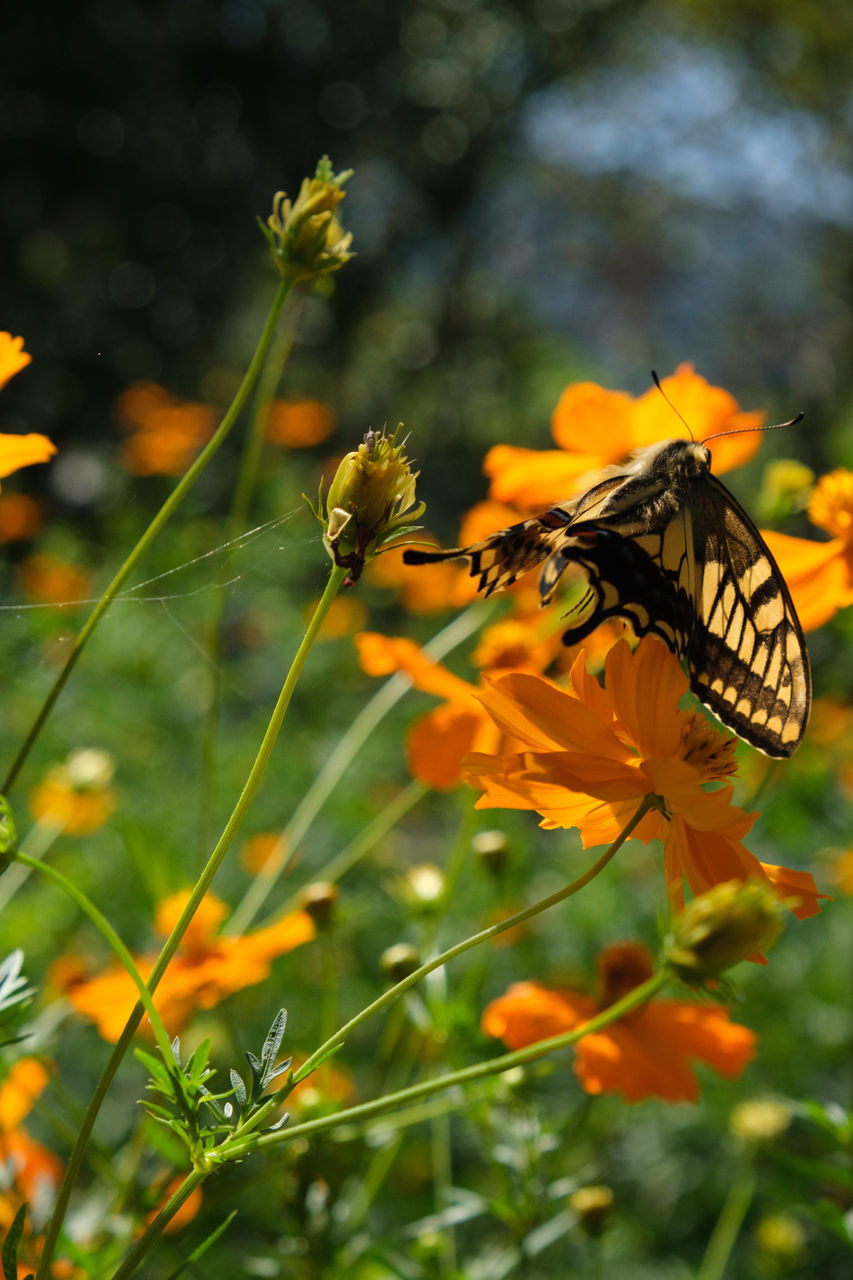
(403, 436, 810, 757)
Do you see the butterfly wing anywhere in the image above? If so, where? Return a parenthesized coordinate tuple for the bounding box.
(684, 474, 811, 757)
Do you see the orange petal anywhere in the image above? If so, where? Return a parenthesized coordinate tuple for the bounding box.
(354, 632, 473, 701)
(604, 636, 686, 758)
(574, 1021, 701, 1102)
(0, 1059, 50, 1130)
(482, 981, 596, 1047)
(642, 1001, 757, 1079)
(0, 432, 56, 479)
(550, 383, 636, 459)
(476, 670, 631, 759)
(761, 531, 853, 631)
(409, 700, 499, 790)
(0, 333, 32, 390)
(483, 445, 602, 510)
(760, 862, 828, 920)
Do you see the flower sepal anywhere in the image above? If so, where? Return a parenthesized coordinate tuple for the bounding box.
(260, 156, 354, 283)
(664, 880, 784, 984)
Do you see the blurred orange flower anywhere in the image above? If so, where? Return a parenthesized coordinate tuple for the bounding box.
(241, 831, 287, 874)
(0, 492, 46, 541)
(482, 942, 756, 1103)
(464, 636, 824, 920)
(62, 888, 315, 1041)
(485, 365, 762, 511)
(306, 592, 367, 638)
(265, 397, 335, 447)
(763, 469, 853, 630)
(0, 1059, 63, 1234)
(0, 332, 32, 389)
(115, 382, 216, 476)
(19, 552, 91, 605)
(29, 748, 117, 836)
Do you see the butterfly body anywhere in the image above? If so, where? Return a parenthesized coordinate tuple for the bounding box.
(404, 438, 810, 757)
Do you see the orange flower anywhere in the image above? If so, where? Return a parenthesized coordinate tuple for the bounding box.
(0, 333, 32, 390)
(0, 492, 46, 541)
(356, 631, 501, 788)
(482, 942, 757, 1103)
(0, 1059, 63, 1231)
(464, 637, 824, 920)
(29, 748, 117, 835)
(241, 831, 288, 874)
(265, 397, 335, 447)
(762, 469, 853, 630)
(62, 889, 315, 1041)
(485, 365, 762, 510)
(115, 382, 216, 476)
(19, 552, 91, 605)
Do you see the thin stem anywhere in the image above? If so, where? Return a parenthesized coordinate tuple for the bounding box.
(293, 796, 652, 1087)
(4, 278, 292, 796)
(37, 561, 348, 1280)
(227, 601, 493, 935)
(12, 852, 172, 1062)
(115, 968, 668, 1273)
(697, 1167, 757, 1280)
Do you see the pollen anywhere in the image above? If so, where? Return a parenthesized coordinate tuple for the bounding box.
(681, 710, 739, 780)
(807, 468, 853, 540)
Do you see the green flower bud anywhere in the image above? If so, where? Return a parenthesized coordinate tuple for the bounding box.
(0, 794, 17, 877)
(261, 156, 354, 283)
(665, 880, 783, 982)
(317, 425, 425, 584)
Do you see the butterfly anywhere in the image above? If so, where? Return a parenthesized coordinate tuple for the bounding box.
(403, 435, 811, 757)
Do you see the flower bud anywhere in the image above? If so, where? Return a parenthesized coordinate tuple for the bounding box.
(318, 425, 424, 584)
(299, 881, 339, 929)
(569, 1185, 614, 1236)
(729, 1098, 790, 1143)
(261, 156, 354, 283)
(665, 880, 783, 982)
(380, 942, 420, 983)
(472, 829, 508, 875)
(0, 794, 17, 876)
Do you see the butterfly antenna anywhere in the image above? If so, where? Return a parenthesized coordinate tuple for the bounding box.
(650, 369, 695, 442)
(702, 411, 804, 447)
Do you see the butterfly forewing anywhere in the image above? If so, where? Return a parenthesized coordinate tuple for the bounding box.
(403, 438, 811, 755)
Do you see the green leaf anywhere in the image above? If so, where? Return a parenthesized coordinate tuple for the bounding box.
(261, 1008, 287, 1073)
(2, 1203, 28, 1280)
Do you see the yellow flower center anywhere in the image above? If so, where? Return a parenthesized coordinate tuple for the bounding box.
(472, 620, 544, 671)
(681, 711, 738, 781)
(807, 468, 853, 540)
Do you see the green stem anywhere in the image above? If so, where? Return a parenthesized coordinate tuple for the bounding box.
(697, 1167, 757, 1280)
(116, 968, 668, 1275)
(11, 852, 172, 1062)
(293, 796, 652, 1087)
(4, 278, 292, 797)
(234, 795, 653, 1146)
(227, 600, 493, 935)
(37, 560, 348, 1280)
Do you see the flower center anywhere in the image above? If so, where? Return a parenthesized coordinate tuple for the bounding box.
(681, 711, 738, 781)
(807, 469, 853, 540)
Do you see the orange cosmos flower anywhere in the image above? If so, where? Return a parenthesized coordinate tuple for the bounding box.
(29, 748, 117, 835)
(464, 636, 824, 920)
(0, 1058, 63, 1235)
(762, 469, 853, 630)
(0, 335, 57, 490)
(62, 888, 315, 1041)
(0, 333, 32, 389)
(265, 397, 335, 447)
(19, 552, 91, 605)
(485, 364, 763, 511)
(482, 942, 756, 1103)
(115, 382, 216, 476)
(0, 492, 46, 541)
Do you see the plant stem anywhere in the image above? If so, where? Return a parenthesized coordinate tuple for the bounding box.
(115, 968, 668, 1275)
(227, 600, 492, 935)
(4, 278, 292, 797)
(697, 1167, 757, 1280)
(36, 560, 348, 1280)
(11, 852, 172, 1061)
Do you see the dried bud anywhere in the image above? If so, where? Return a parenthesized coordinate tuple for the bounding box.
(299, 881, 339, 928)
(665, 880, 783, 982)
(569, 1185, 614, 1236)
(316, 425, 424, 584)
(380, 942, 420, 983)
(261, 156, 354, 283)
(472, 829, 508, 875)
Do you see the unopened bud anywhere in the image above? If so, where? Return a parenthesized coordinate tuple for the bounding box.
(261, 156, 354, 283)
(299, 881, 339, 928)
(665, 881, 783, 982)
(380, 942, 420, 983)
(730, 1099, 791, 1143)
(317, 425, 424, 583)
(472, 829, 508, 874)
(569, 1185, 614, 1236)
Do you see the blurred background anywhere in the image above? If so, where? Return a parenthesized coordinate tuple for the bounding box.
(3, 0, 853, 526)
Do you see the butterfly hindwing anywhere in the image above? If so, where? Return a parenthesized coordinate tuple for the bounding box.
(403, 438, 811, 756)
